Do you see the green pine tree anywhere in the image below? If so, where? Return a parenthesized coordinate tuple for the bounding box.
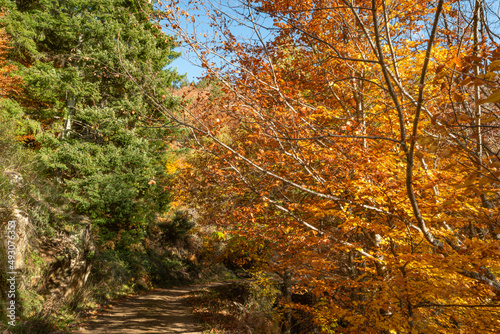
(0, 0, 185, 246)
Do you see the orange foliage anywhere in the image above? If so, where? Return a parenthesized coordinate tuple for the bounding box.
(0, 26, 21, 99)
(158, 0, 500, 332)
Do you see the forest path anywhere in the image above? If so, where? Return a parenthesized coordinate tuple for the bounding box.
(79, 283, 222, 334)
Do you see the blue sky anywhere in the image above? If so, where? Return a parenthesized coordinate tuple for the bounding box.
(171, 55, 204, 83)
(165, 0, 274, 83)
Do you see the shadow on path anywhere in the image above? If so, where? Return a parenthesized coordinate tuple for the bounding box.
(80, 284, 219, 334)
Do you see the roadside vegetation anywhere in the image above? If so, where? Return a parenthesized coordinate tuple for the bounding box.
(0, 0, 204, 332)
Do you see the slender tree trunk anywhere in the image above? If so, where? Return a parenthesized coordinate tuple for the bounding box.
(282, 271, 292, 334)
(473, 0, 482, 163)
(56, 93, 76, 183)
(62, 93, 76, 139)
(472, 0, 491, 210)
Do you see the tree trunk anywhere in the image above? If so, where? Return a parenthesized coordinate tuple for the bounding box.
(282, 270, 292, 334)
(62, 93, 75, 139)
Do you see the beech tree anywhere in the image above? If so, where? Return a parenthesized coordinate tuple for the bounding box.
(141, 0, 500, 332)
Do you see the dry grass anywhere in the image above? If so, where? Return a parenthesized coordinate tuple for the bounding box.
(186, 281, 280, 334)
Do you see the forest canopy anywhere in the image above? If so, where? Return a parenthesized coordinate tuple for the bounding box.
(147, 0, 500, 332)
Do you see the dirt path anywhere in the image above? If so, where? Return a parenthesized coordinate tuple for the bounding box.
(79, 284, 216, 334)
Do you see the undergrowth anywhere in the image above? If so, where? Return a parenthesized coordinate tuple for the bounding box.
(0, 115, 209, 332)
(187, 276, 281, 334)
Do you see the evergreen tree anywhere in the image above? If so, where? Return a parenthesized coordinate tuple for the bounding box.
(0, 0, 184, 246)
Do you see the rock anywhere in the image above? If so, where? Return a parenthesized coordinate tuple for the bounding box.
(11, 208, 30, 272)
(38, 219, 94, 302)
(3, 171, 23, 186)
(1, 206, 95, 305)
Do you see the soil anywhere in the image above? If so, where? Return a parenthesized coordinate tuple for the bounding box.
(79, 284, 218, 334)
